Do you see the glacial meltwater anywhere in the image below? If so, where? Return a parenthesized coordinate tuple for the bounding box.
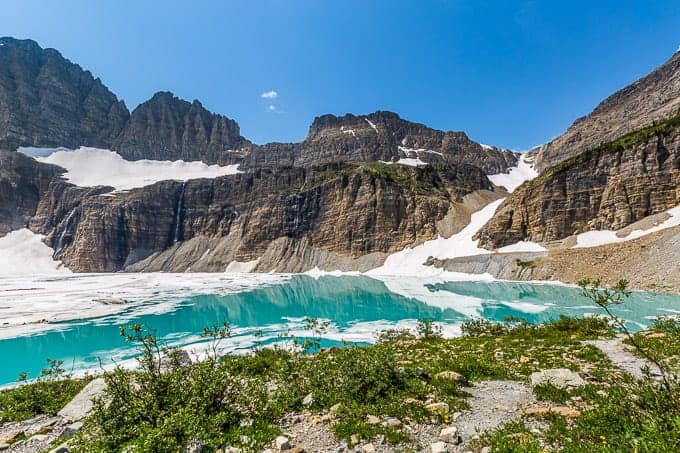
(2, 274, 680, 386)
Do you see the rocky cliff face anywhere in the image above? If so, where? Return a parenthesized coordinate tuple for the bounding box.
(0, 37, 129, 150)
(0, 38, 513, 174)
(244, 111, 518, 174)
(0, 149, 64, 235)
(112, 91, 251, 164)
(477, 117, 680, 249)
(532, 51, 680, 171)
(31, 162, 495, 272)
(0, 38, 250, 165)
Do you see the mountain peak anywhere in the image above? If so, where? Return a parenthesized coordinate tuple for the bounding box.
(0, 36, 129, 150)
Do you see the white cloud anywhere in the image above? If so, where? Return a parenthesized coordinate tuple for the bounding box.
(261, 90, 278, 99)
(268, 105, 276, 111)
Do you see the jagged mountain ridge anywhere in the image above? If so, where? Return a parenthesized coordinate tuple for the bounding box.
(0, 37, 129, 150)
(0, 37, 517, 273)
(113, 91, 252, 164)
(0, 37, 516, 172)
(245, 111, 517, 174)
(477, 116, 680, 249)
(0, 38, 516, 173)
(477, 49, 680, 250)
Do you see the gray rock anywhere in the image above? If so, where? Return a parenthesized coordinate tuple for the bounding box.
(274, 435, 290, 450)
(60, 421, 83, 438)
(383, 417, 402, 428)
(530, 368, 585, 389)
(430, 441, 449, 453)
(58, 378, 107, 421)
(362, 443, 375, 453)
(302, 393, 314, 407)
(0, 37, 129, 152)
(158, 349, 192, 372)
(439, 426, 459, 443)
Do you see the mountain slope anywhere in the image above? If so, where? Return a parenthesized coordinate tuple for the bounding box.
(112, 91, 251, 164)
(0, 149, 64, 235)
(478, 116, 680, 249)
(0, 37, 129, 150)
(245, 111, 517, 174)
(532, 51, 680, 171)
(30, 162, 496, 272)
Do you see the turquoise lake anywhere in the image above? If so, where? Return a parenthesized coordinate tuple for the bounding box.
(2, 275, 680, 386)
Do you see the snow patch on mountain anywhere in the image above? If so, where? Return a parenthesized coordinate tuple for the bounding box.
(21, 147, 241, 191)
(573, 204, 680, 248)
(0, 229, 70, 275)
(487, 154, 538, 192)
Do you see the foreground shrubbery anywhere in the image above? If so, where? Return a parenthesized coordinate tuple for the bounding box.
(66, 320, 466, 451)
(0, 359, 89, 422)
(1, 279, 679, 452)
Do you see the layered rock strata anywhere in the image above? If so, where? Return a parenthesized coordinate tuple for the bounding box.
(477, 117, 680, 249)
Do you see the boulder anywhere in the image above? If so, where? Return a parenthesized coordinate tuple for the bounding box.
(529, 368, 585, 389)
(58, 378, 107, 422)
(274, 436, 290, 451)
(439, 426, 459, 443)
(430, 441, 449, 453)
(302, 393, 314, 407)
(365, 415, 380, 425)
(435, 371, 468, 386)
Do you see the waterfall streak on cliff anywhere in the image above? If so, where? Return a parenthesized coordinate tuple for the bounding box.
(56, 208, 77, 252)
(173, 183, 186, 244)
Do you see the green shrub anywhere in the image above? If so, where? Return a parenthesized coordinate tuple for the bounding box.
(0, 359, 89, 422)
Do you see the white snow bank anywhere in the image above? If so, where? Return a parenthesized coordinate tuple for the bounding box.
(0, 229, 70, 275)
(382, 158, 428, 167)
(23, 147, 240, 191)
(370, 152, 541, 276)
(487, 154, 538, 193)
(573, 205, 680, 248)
(365, 118, 378, 132)
(369, 199, 505, 276)
(497, 241, 546, 253)
(225, 259, 260, 273)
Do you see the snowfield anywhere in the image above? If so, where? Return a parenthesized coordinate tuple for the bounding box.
(20, 147, 241, 191)
(369, 152, 543, 276)
(573, 204, 680, 248)
(0, 229, 70, 275)
(487, 154, 538, 192)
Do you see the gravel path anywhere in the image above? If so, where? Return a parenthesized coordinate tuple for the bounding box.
(584, 337, 662, 380)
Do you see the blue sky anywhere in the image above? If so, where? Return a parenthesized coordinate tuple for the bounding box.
(2, 0, 679, 149)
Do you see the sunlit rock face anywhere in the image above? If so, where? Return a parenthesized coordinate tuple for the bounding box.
(0, 37, 129, 151)
(243, 111, 518, 174)
(0, 150, 63, 236)
(477, 121, 680, 249)
(531, 51, 680, 172)
(30, 162, 495, 272)
(112, 91, 251, 165)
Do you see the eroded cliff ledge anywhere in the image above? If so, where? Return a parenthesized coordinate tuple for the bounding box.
(31, 162, 498, 272)
(477, 117, 680, 249)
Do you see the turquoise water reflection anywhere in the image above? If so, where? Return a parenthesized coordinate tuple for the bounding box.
(1, 275, 679, 385)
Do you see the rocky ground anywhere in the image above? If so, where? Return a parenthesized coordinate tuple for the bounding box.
(435, 224, 680, 295)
